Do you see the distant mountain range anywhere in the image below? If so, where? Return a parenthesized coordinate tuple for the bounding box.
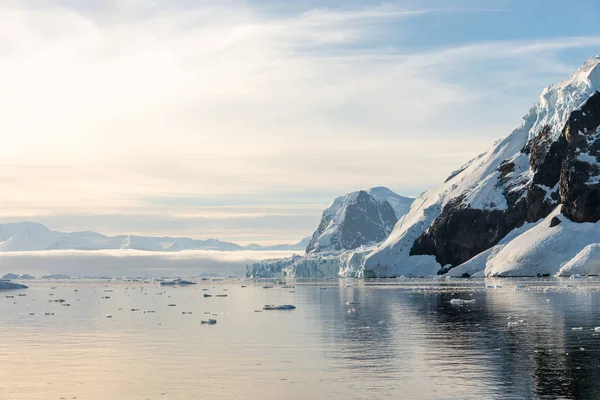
(0, 222, 310, 252)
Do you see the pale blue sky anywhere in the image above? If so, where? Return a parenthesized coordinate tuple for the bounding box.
(0, 0, 599, 243)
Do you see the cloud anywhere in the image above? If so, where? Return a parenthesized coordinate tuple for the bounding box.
(0, 249, 296, 277)
(0, 0, 599, 242)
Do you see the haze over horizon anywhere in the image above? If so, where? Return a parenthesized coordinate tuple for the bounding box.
(2, 0, 600, 244)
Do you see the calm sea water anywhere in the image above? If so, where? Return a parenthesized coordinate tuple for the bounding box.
(2, 278, 600, 399)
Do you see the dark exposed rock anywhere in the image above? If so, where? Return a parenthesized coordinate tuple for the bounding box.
(411, 92, 600, 269)
(559, 91, 600, 223)
(306, 190, 400, 253)
(410, 197, 527, 268)
(497, 160, 515, 183)
(550, 216, 562, 227)
(445, 165, 469, 183)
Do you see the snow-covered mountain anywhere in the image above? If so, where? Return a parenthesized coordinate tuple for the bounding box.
(247, 187, 414, 278)
(364, 55, 600, 277)
(250, 55, 600, 278)
(0, 222, 308, 252)
(306, 187, 414, 253)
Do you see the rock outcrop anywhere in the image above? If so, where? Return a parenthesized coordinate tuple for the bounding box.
(365, 55, 600, 277)
(306, 187, 413, 254)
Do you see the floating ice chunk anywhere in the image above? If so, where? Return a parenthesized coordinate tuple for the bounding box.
(263, 304, 296, 310)
(508, 319, 527, 328)
(449, 298, 476, 305)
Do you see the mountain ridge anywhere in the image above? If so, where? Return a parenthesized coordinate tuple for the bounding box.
(305, 187, 414, 254)
(249, 55, 600, 279)
(0, 221, 310, 252)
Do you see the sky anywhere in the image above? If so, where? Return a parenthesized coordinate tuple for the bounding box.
(0, 0, 599, 244)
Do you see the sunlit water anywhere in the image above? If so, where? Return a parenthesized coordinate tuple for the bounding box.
(3, 278, 600, 399)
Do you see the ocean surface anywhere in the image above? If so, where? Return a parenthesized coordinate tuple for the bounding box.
(2, 278, 600, 399)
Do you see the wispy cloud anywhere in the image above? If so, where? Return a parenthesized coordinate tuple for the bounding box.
(0, 249, 294, 277)
(0, 0, 599, 242)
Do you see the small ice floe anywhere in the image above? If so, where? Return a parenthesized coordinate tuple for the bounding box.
(449, 298, 476, 305)
(201, 319, 217, 324)
(508, 319, 527, 328)
(263, 304, 296, 310)
(572, 327, 583, 330)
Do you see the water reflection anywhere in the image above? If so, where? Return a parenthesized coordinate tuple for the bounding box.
(315, 279, 600, 399)
(3, 279, 600, 399)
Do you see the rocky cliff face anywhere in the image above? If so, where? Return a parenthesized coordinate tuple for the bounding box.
(364, 55, 600, 277)
(559, 91, 600, 222)
(410, 91, 600, 270)
(306, 187, 413, 254)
